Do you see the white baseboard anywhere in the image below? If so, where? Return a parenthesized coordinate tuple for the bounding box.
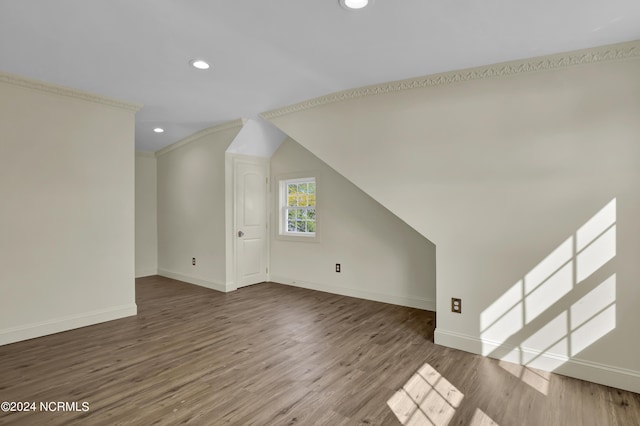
(0, 304, 137, 347)
(434, 328, 640, 394)
(135, 268, 158, 278)
(270, 275, 435, 311)
(158, 269, 235, 293)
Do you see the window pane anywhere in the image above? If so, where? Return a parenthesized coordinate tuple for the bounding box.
(281, 178, 316, 236)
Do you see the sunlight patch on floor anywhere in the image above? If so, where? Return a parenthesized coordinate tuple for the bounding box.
(387, 363, 463, 426)
(498, 360, 551, 395)
(470, 408, 500, 425)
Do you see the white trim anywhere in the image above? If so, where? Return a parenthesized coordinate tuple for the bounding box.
(434, 328, 640, 394)
(262, 40, 640, 120)
(230, 155, 270, 288)
(158, 268, 236, 293)
(0, 304, 138, 346)
(433, 329, 483, 353)
(274, 171, 322, 243)
(270, 275, 435, 311)
(0, 71, 142, 112)
(281, 176, 315, 185)
(135, 269, 158, 278)
(155, 119, 245, 157)
(280, 177, 317, 237)
(135, 150, 157, 158)
(224, 153, 235, 287)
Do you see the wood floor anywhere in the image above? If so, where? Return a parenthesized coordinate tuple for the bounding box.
(0, 276, 638, 425)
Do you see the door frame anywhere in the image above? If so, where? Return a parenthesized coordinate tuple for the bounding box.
(226, 153, 270, 290)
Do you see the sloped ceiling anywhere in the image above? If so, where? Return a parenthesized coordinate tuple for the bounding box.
(263, 44, 640, 391)
(0, 0, 639, 151)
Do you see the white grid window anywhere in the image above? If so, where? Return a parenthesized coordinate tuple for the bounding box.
(280, 177, 316, 236)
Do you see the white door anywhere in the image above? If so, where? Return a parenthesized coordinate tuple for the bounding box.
(234, 157, 268, 288)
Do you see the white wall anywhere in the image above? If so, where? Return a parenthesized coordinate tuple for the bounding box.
(0, 72, 139, 345)
(270, 138, 436, 310)
(265, 41, 640, 393)
(135, 151, 158, 277)
(156, 121, 243, 291)
(226, 118, 286, 158)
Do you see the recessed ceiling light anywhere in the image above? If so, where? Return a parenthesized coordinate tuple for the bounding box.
(153, 127, 164, 133)
(190, 59, 210, 70)
(340, 0, 370, 10)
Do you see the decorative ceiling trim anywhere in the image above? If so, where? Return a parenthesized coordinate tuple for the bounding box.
(155, 118, 245, 157)
(135, 150, 157, 158)
(0, 71, 142, 112)
(262, 40, 640, 120)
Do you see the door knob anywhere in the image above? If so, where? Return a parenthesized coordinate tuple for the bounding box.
(238, 230, 244, 237)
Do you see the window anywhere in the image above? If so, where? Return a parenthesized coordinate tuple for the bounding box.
(280, 177, 316, 238)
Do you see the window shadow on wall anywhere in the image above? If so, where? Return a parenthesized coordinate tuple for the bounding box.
(480, 198, 617, 395)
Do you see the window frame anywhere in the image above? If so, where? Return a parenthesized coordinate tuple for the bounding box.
(276, 174, 320, 242)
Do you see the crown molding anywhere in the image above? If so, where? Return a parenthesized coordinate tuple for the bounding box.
(135, 150, 157, 158)
(0, 71, 142, 112)
(155, 119, 245, 157)
(262, 40, 640, 120)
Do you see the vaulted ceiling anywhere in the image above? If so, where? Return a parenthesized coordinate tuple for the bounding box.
(1, 0, 639, 152)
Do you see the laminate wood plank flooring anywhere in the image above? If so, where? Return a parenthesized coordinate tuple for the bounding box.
(0, 276, 638, 425)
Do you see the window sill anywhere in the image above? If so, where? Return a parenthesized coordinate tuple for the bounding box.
(276, 233, 320, 243)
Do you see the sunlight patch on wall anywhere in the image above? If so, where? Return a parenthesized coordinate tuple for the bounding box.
(576, 199, 616, 251)
(479, 281, 523, 353)
(576, 225, 616, 283)
(524, 237, 573, 295)
(570, 274, 616, 356)
(576, 198, 616, 283)
(480, 199, 617, 392)
(480, 280, 522, 332)
(525, 260, 573, 324)
(520, 312, 568, 371)
(387, 363, 463, 426)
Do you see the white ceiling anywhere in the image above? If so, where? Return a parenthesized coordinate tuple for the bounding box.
(1, 1, 639, 152)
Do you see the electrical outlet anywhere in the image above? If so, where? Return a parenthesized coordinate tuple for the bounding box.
(336, 263, 341, 273)
(451, 298, 462, 314)
(192, 257, 196, 266)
